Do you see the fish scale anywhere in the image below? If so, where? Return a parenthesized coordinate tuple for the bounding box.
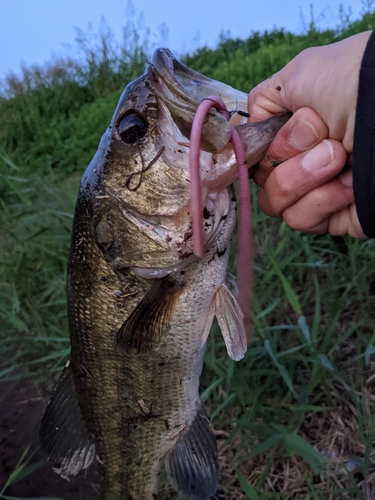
(62, 193, 236, 498)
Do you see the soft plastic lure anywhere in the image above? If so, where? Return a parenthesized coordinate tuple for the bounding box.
(189, 95, 252, 334)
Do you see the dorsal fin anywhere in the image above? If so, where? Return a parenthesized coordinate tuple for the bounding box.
(39, 364, 95, 480)
(115, 275, 184, 353)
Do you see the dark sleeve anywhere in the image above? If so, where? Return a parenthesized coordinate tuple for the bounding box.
(353, 30, 375, 237)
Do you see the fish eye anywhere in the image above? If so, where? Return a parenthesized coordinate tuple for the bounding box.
(117, 112, 148, 144)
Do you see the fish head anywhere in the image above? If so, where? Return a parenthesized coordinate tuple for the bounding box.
(81, 48, 288, 277)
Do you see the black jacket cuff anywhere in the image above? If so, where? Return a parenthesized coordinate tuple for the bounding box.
(353, 30, 375, 237)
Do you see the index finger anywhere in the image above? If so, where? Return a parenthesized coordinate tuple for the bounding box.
(248, 75, 289, 122)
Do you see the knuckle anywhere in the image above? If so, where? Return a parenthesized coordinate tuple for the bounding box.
(274, 169, 294, 198)
(258, 189, 281, 217)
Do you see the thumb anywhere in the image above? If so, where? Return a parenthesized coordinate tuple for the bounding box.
(263, 108, 329, 164)
(252, 108, 329, 187)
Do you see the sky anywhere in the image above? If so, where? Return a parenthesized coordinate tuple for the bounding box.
(0, 0, 366, 80)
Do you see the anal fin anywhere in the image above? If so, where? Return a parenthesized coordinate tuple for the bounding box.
(39, 363, 95, 480)
(165, 402, 218, 500)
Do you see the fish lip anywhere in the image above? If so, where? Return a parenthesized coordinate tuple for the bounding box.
(150, 48, 213, 106)
(150, 47, 246, 111)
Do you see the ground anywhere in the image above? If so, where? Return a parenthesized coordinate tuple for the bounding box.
(0, 376, 99, 499)
(1, 366, 374, 499)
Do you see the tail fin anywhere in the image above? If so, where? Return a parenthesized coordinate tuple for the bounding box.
(165, 402, 218, 500)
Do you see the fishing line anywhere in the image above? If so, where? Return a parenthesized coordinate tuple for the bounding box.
(199, 97, 251, 119)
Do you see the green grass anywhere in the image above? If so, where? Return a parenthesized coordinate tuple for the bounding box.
(199, 202, 375, 497)
(0, 445, 61, 500)
(1, 7, 375, 499)
(0, 164, 78, 379)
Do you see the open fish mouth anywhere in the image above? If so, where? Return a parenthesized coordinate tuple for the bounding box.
(151, 48, 249, 116)
(151, 48, 247, 153)
(150, 47, 289, 194)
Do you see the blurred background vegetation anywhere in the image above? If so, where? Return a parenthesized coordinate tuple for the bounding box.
(1, 4, 375, 499)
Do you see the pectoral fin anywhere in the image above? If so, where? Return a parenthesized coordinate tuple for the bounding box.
(39, 364, 95, 480)
(165, 401, 218, 500)
(214, 284, 247, 361)
(115, 275, 184, 353)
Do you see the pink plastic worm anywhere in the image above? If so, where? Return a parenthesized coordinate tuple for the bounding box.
(189, 96, 252, 330)
(189, 95, 230, 258)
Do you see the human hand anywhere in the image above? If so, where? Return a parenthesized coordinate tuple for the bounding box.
(252, 108, 366, 238)
(247, 32, 371, 239)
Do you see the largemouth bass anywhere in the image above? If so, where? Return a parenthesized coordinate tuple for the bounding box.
(40, 49, 289, 499)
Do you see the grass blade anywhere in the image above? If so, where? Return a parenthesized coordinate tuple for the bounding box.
(234, 468, 261, 500)
(264, 340, 297, 397)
